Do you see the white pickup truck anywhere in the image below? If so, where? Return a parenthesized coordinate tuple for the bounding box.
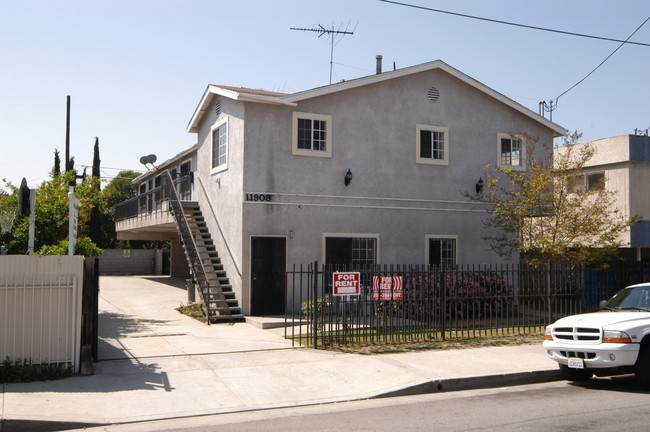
(543, 282, 650, 386)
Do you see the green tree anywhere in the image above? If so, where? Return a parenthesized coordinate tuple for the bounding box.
(99, 170, 140, 248)
(7, 171, 102, 254)
(472, 131, 638, 265)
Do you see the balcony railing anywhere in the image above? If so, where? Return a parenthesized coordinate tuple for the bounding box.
(115, 173, 193, 222)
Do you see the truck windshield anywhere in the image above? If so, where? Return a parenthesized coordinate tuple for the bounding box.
(602, 287, 650, 311)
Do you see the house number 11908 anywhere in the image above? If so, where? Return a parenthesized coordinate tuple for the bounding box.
(245, 193, 272, 202)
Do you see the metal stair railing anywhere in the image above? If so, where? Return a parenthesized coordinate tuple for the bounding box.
(160, 169, 214, 323)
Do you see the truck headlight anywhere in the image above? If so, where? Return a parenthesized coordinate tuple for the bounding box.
(544, 327, 553, 340)
(603, 330, 632, 343)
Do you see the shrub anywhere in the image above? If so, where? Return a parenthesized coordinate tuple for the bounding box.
(1, 357, 73, 383)
(301, 294, 331, 331)
(401, 270, 514, 321)
(35, 237, 103, 257)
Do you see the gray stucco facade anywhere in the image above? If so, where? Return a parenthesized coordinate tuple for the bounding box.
(185, 61, 564, 315)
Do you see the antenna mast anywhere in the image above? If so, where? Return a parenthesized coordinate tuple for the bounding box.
(291, 24, 355, 84)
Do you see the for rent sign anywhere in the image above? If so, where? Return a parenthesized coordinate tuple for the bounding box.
(372, 276, 403, 301)
(332, 272, 361, 296)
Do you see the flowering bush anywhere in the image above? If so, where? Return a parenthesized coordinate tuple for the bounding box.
(401, 271, 514, 321)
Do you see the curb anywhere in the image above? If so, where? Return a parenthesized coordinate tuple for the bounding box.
(373, 369, 562, 398)
(1, 370, 563, 432)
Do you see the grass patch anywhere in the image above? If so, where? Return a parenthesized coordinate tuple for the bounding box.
(176, 302, 207, 323)
(287, 330, 544, 355)
(1, 357, 73, 383)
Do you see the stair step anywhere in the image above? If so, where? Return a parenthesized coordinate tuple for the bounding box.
(209, 315, 245, 323)
(209, 307, 242, 313)
(208, 293, 237, 300)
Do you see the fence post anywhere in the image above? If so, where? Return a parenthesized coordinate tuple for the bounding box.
(440, 267, 446, 341)
(80, 257, 99, 375)
(546, 260, 552, 325)
(312, 261, 319, 350)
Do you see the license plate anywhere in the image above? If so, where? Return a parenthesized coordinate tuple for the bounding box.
(568, 357, 584, 369)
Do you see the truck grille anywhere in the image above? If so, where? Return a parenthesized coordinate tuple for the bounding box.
(553, 327, 601, 342)
(559, 350, 597, 360)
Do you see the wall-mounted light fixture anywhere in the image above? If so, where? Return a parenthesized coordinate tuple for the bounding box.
(476, 177, 484, 194)
(345, 169, 353, 187)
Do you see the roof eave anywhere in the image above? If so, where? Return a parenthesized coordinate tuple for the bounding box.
(187, 85, 296, 133)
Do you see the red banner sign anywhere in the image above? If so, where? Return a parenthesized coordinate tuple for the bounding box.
(372, 276, 403, 301)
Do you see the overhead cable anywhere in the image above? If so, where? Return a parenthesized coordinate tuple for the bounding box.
(379, 0, 650, 47)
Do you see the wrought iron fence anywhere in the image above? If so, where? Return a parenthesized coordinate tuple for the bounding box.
(285, 262, 650, 349)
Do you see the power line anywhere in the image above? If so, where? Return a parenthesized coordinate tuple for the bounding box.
(379, 0, 650, 47)
(540, 16, 650, 120)
(555, 16, 650, 103)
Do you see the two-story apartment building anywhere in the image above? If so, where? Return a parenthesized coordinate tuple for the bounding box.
(555, 133, 650, 262)
(116, 59, 565, 317)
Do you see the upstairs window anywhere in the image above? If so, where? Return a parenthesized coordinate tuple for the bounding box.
(498, 133, 525, 169)
(292, 112, 332, 157)
(567, 172, 605, 193)
(416, 124, 449, 165)
(586, 172, 605, 190)
(211, 118, 228, 173)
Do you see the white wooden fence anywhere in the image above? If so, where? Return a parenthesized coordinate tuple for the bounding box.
(0, 256, 84, 373)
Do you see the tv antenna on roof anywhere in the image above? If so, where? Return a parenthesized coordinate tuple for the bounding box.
(291, 23, 355, 85)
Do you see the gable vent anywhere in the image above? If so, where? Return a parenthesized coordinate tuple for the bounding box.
(215, 98, 221, 116)
(427, 87, 440, 103)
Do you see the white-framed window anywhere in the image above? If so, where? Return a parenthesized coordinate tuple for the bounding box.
(425, 235, 457, 267)
(211, 118, 228, 173)
(416, 124, 449, 165)
(497, 133, 525, 170)
(323, 233, 379, 267)
(292, 112, 332, 158)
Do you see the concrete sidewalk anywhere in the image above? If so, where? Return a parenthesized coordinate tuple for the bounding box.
(1, 276, 560, 431)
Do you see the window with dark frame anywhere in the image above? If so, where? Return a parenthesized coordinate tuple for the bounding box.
(428, 238, 456, 267)
(587, 172, 605, 190)
(500, 137, 522, 166)
(297, 118, 327, 151)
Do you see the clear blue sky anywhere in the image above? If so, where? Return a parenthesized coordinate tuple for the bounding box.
(1, 0, 649, 188)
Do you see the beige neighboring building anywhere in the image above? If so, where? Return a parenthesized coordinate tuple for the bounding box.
(556, 133, 650, 261)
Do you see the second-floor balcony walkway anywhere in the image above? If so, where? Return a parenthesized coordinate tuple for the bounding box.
(115, 172, 193, 240)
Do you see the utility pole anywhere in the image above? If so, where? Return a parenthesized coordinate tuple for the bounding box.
(291, 24, 355, 84)
(65, 95, 71, 171)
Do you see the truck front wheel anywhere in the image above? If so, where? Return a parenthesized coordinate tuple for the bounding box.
(635, 345, 650, 388)
(559, 364, 592, 381)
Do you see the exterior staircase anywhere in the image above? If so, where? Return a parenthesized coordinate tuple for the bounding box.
(162, 170, 243, 323)
(181, 202, 243, 323)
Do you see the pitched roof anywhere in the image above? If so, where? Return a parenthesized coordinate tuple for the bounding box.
(187, 60, 566, 136)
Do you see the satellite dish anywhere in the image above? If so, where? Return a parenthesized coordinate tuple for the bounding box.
(147, 154, 157, 164)
(139, 156, 148, 165)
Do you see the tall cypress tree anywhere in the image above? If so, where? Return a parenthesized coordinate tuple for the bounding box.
(92, 137, 100, 187)
(53, 149, 61, 177)
(89, 137, 102, 247)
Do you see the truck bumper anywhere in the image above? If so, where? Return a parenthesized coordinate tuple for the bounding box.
(543, 340, 640, 369)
